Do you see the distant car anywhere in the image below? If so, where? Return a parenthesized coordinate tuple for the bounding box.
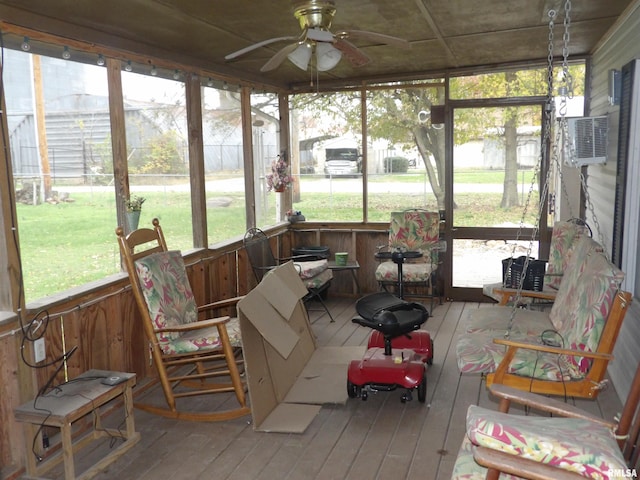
(324, 148, 362, 177)
(409, 158, 417, 167)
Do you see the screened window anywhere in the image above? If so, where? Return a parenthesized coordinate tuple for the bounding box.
(5, 49, 115, 301)
(202, 84, 247, 244)
(122, 70, 192, 249)
(366, 82, 445, 221)
(248, 92, 279, 228)
(290, 90, 364, 222)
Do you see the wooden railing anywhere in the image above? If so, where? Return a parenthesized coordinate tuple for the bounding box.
(0, 223, 392, 476)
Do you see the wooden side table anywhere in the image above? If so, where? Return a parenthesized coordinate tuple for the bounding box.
(327, 260, 361, 294)
(14, 369, 140, 480)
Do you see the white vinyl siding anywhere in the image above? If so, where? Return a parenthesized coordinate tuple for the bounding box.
(589, 3, 640, 402)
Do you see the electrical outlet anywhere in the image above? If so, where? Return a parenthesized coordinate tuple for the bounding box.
(34, 338, 46, 363)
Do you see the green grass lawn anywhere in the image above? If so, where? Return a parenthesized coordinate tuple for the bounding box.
(16, 170, 539, 301)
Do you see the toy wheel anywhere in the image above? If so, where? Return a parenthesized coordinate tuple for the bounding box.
(427, 338, 434, 365)
(361, 390, 368, 401)
(417, 371, 427, 403)
(347, 380, 360, 398)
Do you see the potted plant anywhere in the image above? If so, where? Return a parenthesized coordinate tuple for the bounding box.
(266, 157, 293, 193)
(125, 194, 145, 230)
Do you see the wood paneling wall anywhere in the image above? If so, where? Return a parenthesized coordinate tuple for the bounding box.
(288, 223, 389, 294)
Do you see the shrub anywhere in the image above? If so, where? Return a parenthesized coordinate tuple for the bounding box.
(383, 156, 409, 173)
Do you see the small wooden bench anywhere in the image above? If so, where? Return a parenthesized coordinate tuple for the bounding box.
(14, 369, 140, 480)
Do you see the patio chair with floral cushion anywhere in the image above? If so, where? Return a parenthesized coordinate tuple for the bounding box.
(243, 227, 334, 322)
(116, 218, 249, 421)
(456, 237, 631, 400)
(452, 359, 640, 479)
(374, 209, 441, 309)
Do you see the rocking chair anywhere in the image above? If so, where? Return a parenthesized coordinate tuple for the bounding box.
(116, 218, 250, 421)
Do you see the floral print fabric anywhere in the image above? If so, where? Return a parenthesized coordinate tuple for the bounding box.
(464, 405, 626, 478)
(375, 210, 439, 283)
(456, 241, 624, 380)
(294, 259, 329, 279)
(463, 308, 551, 336)
(301, 267, 333, 289)
(547, 245, 624, 375)
(135, 251, 239, 355)
(451, 435, 522, 479)
(545, 220, 590, 289)
(388, 210, 440, 252)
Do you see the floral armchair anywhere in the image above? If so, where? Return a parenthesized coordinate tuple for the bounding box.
(452, 360, 640, 479)
(375, 209, 441, 306)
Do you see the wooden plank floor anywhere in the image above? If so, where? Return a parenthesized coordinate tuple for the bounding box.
(34, 297, 624, 480)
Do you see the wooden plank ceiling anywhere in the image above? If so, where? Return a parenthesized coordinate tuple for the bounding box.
(0, 0, 634, 90)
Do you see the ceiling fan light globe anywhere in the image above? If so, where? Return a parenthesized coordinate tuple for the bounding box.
(288, 44, 312, 70)
(316, 42, 342, 71)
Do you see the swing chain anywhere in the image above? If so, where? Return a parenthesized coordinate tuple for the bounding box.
(560, 0, 607, 255)
(505, 9, 558, 336)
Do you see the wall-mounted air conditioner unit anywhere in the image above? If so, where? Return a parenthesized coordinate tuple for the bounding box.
(567, 116, 608, 166)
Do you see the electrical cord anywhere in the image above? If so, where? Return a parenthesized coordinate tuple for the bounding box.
(539, 329, 568, 402)
(0, 32, 51, 464)
(0, 36, 131, 465)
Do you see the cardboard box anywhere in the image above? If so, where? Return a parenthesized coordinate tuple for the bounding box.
(238, 262, 364, 433)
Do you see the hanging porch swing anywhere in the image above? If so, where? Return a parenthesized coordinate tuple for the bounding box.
(455, 1, 632, 400)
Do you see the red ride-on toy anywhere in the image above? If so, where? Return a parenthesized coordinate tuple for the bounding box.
(347, 292, 432, 403)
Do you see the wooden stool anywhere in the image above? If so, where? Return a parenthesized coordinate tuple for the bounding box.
(14, 369, 140, 480)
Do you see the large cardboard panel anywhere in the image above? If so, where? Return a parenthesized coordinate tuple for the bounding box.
(238, 288, 299, 359)
(252, 404, 321, 434)
(237, 312, 279, 429)
(284, 346, 365, 404)
(262, 302, 316, 402)
(238, 263, 361, 433)
(256, 261, 308, 319)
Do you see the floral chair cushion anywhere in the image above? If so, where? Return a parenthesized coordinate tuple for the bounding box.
(388, 210, 440, 253)
(294, 259, 329, 279)
(135, 250, 240, 355)
(376, 210, 440, 284)
(301, 267, 333, 290)
(548, 247, 624, 376)
(456, 331, 576, 380)
(544, 220, 590, 290)
(451, 435, 522, 480)
(463, 307, 552, 336)
(465, 405, 627, 478)
(375, 261, 434, 283)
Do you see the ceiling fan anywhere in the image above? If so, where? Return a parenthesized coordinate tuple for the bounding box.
(225, 0, 410, 73)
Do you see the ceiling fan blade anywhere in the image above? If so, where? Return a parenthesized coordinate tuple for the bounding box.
(225, 36, 297, 60)
(306, 28, 335, 43)
(334, 39, 370, 67)
(337, 30, 410, 49)
(260, 43, 301, 72)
